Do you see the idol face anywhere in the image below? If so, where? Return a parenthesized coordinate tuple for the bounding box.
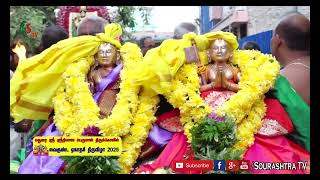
(209, 39, 232, 63)
(96, 43, 117, 67)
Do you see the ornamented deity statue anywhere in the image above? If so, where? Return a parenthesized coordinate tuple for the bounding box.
(88, 43, 121, 118)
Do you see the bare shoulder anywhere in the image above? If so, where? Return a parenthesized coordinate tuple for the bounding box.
(281, 64, 310, 104)
(281, 65, 310, 87)
(282, 65, 310, 78)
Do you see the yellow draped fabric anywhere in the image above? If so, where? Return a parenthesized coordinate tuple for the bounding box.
(10, 23, 122, 122)
(96, 23, 122, 49)
(204, 31, 239, 50)
(131, 32, 209, 96)
(132, 36, 191, 96)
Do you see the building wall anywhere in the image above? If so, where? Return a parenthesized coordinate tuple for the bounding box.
(247, 6, 310, 35)
(200, 6, 211, 34)
(298, 6, 310, 19)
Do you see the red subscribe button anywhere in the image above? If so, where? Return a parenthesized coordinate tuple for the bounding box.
(172, 160, 213, 172)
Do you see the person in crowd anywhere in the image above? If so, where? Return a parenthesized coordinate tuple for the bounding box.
(271, 12, 310, 105)
(77, 15, 109, 36)
(38, 24, 69, 51)
(173, 22, 198, 39)
(140, 36, 156, 56)
(242, 41, 261, 51)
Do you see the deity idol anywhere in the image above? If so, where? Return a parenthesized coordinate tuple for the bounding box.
(88, 43, 122, 118)
(13, 23, 131, 174)
(134, 31, 310, 174)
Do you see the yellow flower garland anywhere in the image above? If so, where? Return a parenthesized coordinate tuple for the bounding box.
(97, 43, 143, 137)
(164, 64, 212, 143)
(52, 35, 280, 173)
(118, 92, 159, 173)
(53, 43, 142, 137)
(52, 42, 161, 173)
(215, 50, 280, 151)
(53, 57, 100, 136)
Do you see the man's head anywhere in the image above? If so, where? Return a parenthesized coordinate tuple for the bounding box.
(140, 36, 156, 55)
(40, 24, 69, 51)
(242, 41, 261, 51)
(271, 12, 310, 63)
(173, 22, 198, 39)
(77, 15, 109, 36)
(80, 6, 87, 18)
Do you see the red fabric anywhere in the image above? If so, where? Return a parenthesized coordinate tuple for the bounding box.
(57, 163, 65, 174)
(244, 135, 310, 174)
(133, 133, 202, 174)
(139, 137, 161, 160)
(200, 80, 235, 99)
(263, 98, 294, 133)
(156, 109, 183, 132)
(244, 99, 309, 174)
(156, 109, 180, 124)
(134, 88, 309, 174)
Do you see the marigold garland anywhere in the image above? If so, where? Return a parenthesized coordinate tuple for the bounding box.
(96, 43, 143, 137)
(214, 50, 280, 152)
(164, 63, 212, 143)
(53, 57, 99, 136)
(118, 93, 159, 173)
(53, 43, 142, 137)
(52, 43, 161, 173)
(52, 38, 280, 173)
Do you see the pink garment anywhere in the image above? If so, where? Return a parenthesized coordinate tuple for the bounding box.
(244, 135, 310, 174)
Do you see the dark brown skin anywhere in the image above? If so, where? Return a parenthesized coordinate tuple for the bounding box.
(14, 119, 33, 133)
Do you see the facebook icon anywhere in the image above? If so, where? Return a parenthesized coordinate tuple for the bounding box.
(214, 160, 226, 171)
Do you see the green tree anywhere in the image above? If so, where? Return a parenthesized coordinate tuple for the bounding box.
(10, 6, 58, 52)
(10, 6, 46, 52)
(111, 6, 151, 40)
(10, 6, 151, 52)
(32, 6, 58, 24)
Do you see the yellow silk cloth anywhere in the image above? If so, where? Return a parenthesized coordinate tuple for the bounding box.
(132, 32, 208, 96)
(10, 23, 122, 123)
(131, 38, 191, 96)
(204, 31, 239, 50)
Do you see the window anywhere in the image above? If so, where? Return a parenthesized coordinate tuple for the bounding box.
(240, 23, 247, 38)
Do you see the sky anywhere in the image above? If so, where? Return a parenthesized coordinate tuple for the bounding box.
(133, 6, 200, 32)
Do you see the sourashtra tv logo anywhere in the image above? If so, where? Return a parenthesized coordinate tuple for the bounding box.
(20, 21, 39, 39)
